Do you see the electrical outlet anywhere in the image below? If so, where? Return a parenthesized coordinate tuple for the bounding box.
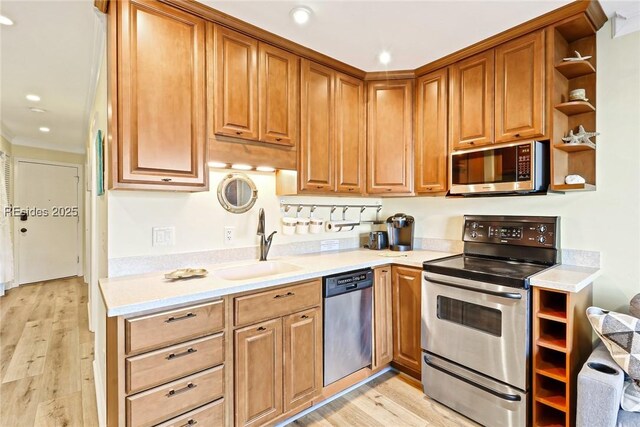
(152, 227, 175, 247)
(224, 226, 235, 245)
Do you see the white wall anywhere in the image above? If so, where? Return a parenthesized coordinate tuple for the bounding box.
(108, 169, 381, 258)
(385, 22, 640, 311)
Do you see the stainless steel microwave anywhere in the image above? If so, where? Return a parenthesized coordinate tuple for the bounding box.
(450, 141, 549, 195)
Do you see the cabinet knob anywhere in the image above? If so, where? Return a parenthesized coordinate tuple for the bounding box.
(515, 133, 521, 137)
(469, 141, 475, 145)
(161, 178, 172, 182)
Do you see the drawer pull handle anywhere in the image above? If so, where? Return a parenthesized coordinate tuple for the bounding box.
(166, 348, 197, 360)
(276, 137, 282, 142)
(165, 312, 196, 323)
(257, 326, 266, 331)
(273, 291, 295, 299)
(515, 133, 521, 137)
(161, 178, 172, 182)
(382, 270, 388, 273)
(179, 419, 198, 427)
(236, 131, 243, 135)
(301, 315, 309, 319)
(167, 382, 197, 397)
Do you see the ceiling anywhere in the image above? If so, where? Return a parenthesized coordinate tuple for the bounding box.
(0, 1, 630, 154)
(0, 1, 98, 154)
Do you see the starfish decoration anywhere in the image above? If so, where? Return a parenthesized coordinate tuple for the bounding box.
(562, 126, 600, 145)
(563, 50, 593, 62)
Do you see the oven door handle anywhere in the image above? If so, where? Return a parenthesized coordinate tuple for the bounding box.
(423, 355, 522, 402)
(424, 276, 522, 300)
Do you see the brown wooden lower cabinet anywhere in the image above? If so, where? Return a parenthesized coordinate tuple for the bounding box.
(373, 266, 393, 368)
(234, 318, 283, 427)
(283, 307, 323, 412)
(391, 266, 422, 379)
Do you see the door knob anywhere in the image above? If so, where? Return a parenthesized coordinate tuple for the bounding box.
(20, 228, 27, 233)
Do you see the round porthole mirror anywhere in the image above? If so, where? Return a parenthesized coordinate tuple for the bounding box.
(217, 173, 258, 214)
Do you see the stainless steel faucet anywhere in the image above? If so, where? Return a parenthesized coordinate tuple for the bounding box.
(257, 208, 277, 261)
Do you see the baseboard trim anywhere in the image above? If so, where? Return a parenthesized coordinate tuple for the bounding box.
(93, 359, 106, 427)
(275, 366, 393, 427)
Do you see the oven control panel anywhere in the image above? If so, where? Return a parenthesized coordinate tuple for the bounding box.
(463, 216, 558, 249)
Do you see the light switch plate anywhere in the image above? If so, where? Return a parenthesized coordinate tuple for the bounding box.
(320, 239, 340, 252)
(152, 227, 175, 247)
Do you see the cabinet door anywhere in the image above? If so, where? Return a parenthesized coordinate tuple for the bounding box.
(258, 43, 299, 147)
(450, 50, 495, 150)
(235, 319, 283, 427)
(214, 25, 258, 140)
(299, 59, 335, 192)
(335, 72, 365, 194)
(391, 266, 422, 379)
(415, 69, 448, 193)
(495, 30, 545, 142)
(283, 307, 322, 412)
(116, 0, 207, 189)
(367, 80, 414, 194)
(373, 267, 393, 369)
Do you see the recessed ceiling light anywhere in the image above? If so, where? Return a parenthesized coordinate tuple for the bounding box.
(0, 15, 13, 26)
(26, 94, 41, 102)
(378, 51, 392, 65)
(208, 161, 227, 168)
(256, 166, 275, 172)
(290, 6, 312, 25)
(231, 164, 252, 171)
(29, 107, 47, 113)
(39, 127, 50, 133)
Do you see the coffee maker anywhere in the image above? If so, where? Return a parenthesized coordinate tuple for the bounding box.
(386, 213, 415, 251)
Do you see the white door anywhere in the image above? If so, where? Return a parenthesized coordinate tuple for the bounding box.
(15, 161, 80, 284)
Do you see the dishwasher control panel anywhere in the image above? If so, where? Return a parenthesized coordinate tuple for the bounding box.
(323, 268, 373, 298)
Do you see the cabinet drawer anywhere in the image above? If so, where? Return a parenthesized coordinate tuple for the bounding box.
(234, 280, 321, 327)
(126, 333, 224, 394)
(126, 365, 224, 427)
(126, 300, 224, 354)
(155, 398, 224, 427)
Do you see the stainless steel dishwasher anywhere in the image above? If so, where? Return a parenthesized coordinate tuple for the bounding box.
(323, 268, 373, 386)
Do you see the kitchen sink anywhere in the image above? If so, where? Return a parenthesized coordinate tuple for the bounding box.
(214, 261, 302, 281)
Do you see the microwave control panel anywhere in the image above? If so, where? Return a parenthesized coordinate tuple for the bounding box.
(517, 144, 532, 181)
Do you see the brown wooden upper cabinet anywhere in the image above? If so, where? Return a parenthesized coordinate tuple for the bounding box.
(495, 30, 545, 143)
(259, 43, 299, 147)
(367, 80, 414, 194)
(213, 25, 259, 140)
(212, 25, 299, 147)
(299, 60, 366, 194)
(335, 73, 366, 194)
(415, 69, 448, 194)
(449, 50, 495, 150)
(299, 60, 335, 192)
(113, 0, 207, 191)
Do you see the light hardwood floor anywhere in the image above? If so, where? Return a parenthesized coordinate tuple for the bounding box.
(0, 277, 98, 427)
(289, 371, 480, 427)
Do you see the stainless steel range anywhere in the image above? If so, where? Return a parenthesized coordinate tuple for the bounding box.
(421, 215, 559, 427)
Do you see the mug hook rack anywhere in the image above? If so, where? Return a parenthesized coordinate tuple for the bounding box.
(279, 201, 383, 224)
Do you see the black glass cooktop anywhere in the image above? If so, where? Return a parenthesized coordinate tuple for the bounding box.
(423, 254, 553, 288)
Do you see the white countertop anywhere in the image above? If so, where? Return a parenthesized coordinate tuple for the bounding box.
(99, 249, 453, 317)
(529, 264, 601, 293)
(100, 248, 602, 317)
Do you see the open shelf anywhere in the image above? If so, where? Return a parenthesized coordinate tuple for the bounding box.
(535, 347, 567, 382)
(554, 100, 595, 115)
(551, 183, 596, 192)
(537, 290, 567, 322)
(537, 318, 567, 352)
(535, 375, 567, 412)
(553, 142, 596, 153)
(535, 402, 567, 427)
(555, 60, 595, 79)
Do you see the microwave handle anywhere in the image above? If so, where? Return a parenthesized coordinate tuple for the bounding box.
(424, 276, 522, 300)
